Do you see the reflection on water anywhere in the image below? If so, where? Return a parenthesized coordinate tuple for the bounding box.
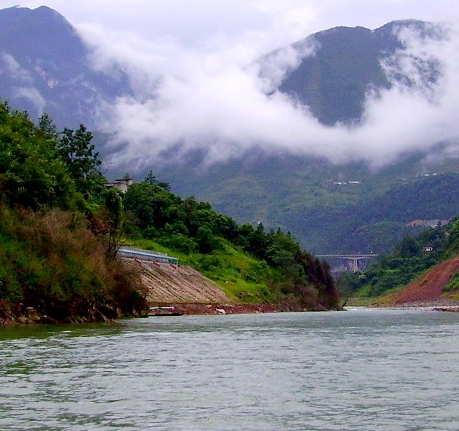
(1, 308, 459, 430)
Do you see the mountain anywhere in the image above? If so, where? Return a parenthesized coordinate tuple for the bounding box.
(154, 151, 459, 254)
(261, 19, 435, 125)
(152, 19, 458, 254)
(0, 6, 130, 129)
(0, 7, 457, 256)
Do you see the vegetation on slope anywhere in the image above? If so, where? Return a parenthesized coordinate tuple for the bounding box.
(0, 103, 339, 324)
(153, 149, 459, 256)
(121, 174, 339, 310)
(338, 217, 459, 302)
(0, 103, 145, 323)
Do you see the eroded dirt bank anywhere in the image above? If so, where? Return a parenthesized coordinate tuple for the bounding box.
(388, 256, 459, 306)
(370, 256, 459, 310)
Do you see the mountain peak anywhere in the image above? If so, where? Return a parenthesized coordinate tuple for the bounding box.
(0, 5, 69, 23)
(274, 19, 441, 126)
(0, 5, 131, 128)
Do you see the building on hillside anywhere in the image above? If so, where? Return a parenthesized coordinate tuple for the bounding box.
(105, 178, 133, 193)
(407, 219, 450, 228)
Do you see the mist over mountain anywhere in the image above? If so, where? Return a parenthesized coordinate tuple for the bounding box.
(276, 23, 400, 125)
(1, 6, 459, 254)
(0, 6, 130, 129)
(261, 20, 441, 126)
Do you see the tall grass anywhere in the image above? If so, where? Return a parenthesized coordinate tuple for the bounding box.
(0, 206, 146, 321)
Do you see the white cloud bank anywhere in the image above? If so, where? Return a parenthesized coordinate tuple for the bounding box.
(2, 0, 458, 170)
(77, 19, 459, 170)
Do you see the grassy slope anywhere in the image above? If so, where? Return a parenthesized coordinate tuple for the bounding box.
(125, 238, 278, 304)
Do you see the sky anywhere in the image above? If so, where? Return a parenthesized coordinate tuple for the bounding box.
(1, 0, 459, 169)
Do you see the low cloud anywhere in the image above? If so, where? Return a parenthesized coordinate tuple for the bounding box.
(1, 53, 34, 83)
(78, 18, 459, 171)
(13, 86, 46, 113)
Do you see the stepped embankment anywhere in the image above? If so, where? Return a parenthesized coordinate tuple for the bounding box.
(125, 258, 234, 305)
(125, 259, 287, 314)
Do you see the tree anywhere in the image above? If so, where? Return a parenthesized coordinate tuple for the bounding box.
(105, 189, 124, 260)
(37, 112, 58, 140)
(57, 124, 104, 198)
(246, 223, 268, 259)
(196, 223, 221, 254)
(397, 236, 421, 258)
(123, 182, 180, 232)
(144, 169, 170, 190)
(0, 104, 75, 209)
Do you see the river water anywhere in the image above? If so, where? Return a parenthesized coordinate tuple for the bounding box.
(1, 308, 459, 430)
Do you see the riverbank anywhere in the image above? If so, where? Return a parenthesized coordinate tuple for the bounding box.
(148, 300, 344, 316)
(158, 303, 278, 315)
(1, 300, 346, 325)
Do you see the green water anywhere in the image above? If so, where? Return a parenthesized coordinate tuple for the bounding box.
(1, 308, 459, 430)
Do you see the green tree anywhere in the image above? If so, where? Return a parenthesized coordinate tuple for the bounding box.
(37, 112, 58, 140)
(104, 189, 124, 260)
(123, 181, 180, 232)
(246, 223, 268, 259)
(265, 229, 300, 269)
(0, 103, 75, 210)
(57, 124, 104, 198)
(144, 169, 170, 190)
(196, 223, 221, 254)
(397, 236, 421, 258)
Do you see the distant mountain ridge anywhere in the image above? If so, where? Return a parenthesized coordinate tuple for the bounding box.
(0, 7, 437, 129)
(0, 6, 130, 128)
(277, 23, 400, 125)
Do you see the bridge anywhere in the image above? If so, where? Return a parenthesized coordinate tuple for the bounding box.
(316, 254, 379, 273)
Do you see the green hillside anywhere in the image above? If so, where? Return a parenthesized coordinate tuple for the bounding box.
(0, 104, 340, 324)
(153, 149, 459, 255)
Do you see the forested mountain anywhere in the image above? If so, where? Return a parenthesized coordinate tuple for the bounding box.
(155, 153, 459, 254)
(277, 23, 400, 125)
(0, 6, 457, 257)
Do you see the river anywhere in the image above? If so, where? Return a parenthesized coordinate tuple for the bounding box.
(1, 308, 459, 430)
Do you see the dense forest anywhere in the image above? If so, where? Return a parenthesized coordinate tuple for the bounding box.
(0, 102, 340, 324)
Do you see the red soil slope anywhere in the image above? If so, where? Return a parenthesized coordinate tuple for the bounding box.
(386, 256, 459, 305)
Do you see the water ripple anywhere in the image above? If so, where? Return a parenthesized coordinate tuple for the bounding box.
(1, 309, 459, 430)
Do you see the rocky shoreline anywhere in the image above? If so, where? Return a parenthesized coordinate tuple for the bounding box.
(152, 303, 279, 315)
(1, 300, 344, 325)
(0, 300, 122, 326)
